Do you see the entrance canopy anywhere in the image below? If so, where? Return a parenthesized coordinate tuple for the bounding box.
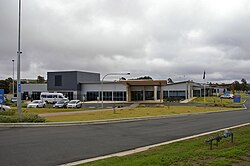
(119, 80, 167, 86)
(120, 80, 167, 102)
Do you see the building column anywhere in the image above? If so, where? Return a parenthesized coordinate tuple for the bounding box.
(154, 86, 157, 101)
(160, 85, 163, 102)
(187, 82, 191, 99)
(126, 85, 131, 102)
(186, 82, 188, 99)
(142, 86, 145, 101)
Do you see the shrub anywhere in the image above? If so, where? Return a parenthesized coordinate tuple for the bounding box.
(0, 112, 46, 123)
(20, 113, 46, 122)
(0, 110, 15, 116)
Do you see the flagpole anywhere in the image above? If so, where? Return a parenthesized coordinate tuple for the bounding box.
(204, 82, 206, 103)
(203, 70, 206, 103)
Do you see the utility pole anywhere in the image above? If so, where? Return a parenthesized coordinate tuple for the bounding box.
(17, 0, 22, 114)
(12, 59, 15, 98)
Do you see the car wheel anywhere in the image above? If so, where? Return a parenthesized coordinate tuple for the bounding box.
(3, 108, 5, 111)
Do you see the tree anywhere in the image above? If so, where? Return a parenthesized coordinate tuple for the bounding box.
(136, 76, 153, 80)
(37, 75, 45, 83)
(0, 78, 11, 94)
(119, 77, 126, 81)
(241, 78, 247, 91)
(233, 81, 241, 91)
(167, 78, 174, 84)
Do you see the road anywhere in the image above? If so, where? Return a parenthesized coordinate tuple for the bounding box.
(0, 101, 250, 165)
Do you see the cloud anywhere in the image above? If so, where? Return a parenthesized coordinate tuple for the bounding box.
(0, 0, 250, 83)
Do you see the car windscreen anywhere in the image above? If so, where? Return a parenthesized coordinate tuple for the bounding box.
(69, 101, 77, 104)
(57, 101, 65, 104)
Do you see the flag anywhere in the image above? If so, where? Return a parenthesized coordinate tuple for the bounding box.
(203, 70, 206, 79)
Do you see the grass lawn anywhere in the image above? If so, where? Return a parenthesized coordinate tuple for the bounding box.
(10, 107, 100, 114)
(191, 97, 245, 108)
(45, 106, 239, 122)
(80, 125, 250, 166)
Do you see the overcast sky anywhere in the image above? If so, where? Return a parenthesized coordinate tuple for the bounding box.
(1, 0, 250, 83)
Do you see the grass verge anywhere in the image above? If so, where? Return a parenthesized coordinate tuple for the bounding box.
(10, 107, 101, 114)
(0, 110, 45, 123)
(80, 125, 250, 166)
(45, 106, 239, 122)
(191, 97, 245, 108)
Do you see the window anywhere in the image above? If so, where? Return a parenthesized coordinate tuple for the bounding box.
(87, 92, 100, 101)
(32, 92, 41, 100)
(55, 75, 62, 86)
(103, 92, 112, 101)
(113, 91, 126, 101)
(163, 91, 169, 99)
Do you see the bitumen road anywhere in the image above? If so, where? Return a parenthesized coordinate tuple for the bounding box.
(0, 101, 250, 166)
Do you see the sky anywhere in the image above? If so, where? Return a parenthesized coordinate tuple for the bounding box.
(1, 0, 250, 83)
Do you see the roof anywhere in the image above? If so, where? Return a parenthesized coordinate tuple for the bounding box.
(119, 80, 167, 86)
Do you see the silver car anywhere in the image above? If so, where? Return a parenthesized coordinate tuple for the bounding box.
(67, 100, 82, 108)
(27, 100, 46, 108)
(53, 99, 69, 108)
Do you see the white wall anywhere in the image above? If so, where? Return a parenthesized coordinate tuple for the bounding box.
(21, 84, 47, 93)
(163, 83, 187, 91)
(81, 82, 126, 93)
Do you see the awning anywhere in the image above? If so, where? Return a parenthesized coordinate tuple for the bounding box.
(119, 80, 167, 86)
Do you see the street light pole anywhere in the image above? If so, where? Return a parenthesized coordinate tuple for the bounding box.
(17, 0, 22, 113)
(12, 60, 15, 98)
(101, 72, 130, 108)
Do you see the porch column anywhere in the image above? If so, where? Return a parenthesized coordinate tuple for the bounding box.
(126, 85, 131, 102)
(160, 84, 163, 102)
(154, 86, 157, 101)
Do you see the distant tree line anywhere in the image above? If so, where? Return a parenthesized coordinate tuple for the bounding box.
(232, 78, 250, 91)
(0, 76, 46, 94)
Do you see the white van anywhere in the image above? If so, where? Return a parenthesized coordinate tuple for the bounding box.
(40, 92, 67, 103)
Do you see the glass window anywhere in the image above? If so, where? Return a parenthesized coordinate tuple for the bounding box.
(113, 91, 126, 101)
(55, 75, 62, 86)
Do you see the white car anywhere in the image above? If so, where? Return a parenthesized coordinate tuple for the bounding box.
(220, 94, 234, 99)
(0, 105, 11, 111)
(67, 100, 82, 108)
(27, 100, 46, 108)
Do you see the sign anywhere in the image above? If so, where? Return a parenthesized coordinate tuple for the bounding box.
(18, 84, 21, 93)
(0, 89, 4, 104)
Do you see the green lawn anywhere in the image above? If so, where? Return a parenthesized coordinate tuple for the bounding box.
(45, 106, 239, 122)
(80, 125, 250, 166)
(10, 107, 100, 114)
(191, 97, 245, 108)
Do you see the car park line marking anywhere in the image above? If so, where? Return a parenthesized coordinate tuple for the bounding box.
(59, 122, 250, 166)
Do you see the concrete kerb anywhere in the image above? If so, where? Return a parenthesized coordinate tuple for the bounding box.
(0, 106, 247, 128)
(59, 122, 250, 166)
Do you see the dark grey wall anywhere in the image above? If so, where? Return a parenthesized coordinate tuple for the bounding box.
(47, 71, 78, 91)
(77, 71, 100, 83)
(47, 71, 100, 91)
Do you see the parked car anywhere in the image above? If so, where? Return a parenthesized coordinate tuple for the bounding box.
(27, 100, 46, 108)
(53, 99, 69, 108)
(67, 100, 82, 108)
(0, 105, 11, 111)
(220, 94, 234, 99)
(11, 97, 17, 102)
